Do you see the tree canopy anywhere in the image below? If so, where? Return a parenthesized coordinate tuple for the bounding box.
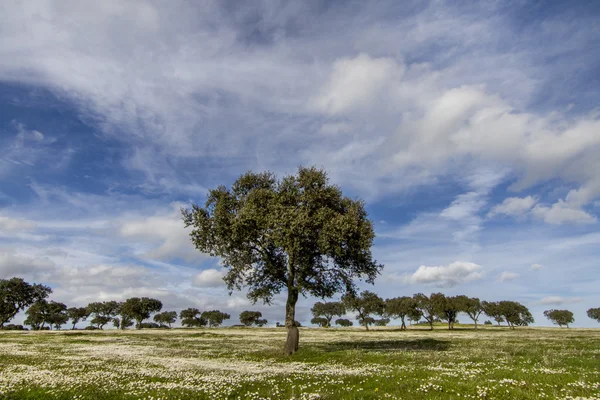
(498, 301, 534, 328)
(544, 309, 574, 328)
(335, 318, 353, 327)
(87, 301, 121, 330)
(121, 297, 163, 329)
(482, 301, 504, 326)
(183, 166, 382, 354)
(311, 301, 345, 328)
(385, 296, 418, 330)
(431, 293, 461, 330)
(201, 310, 230, 327)
(414, 293, 436, 330)
(180, 308, 206, 327)
(588, 308, 600, 323)
(0, 277, 51, 328)
(342, 290, 384, 331)
(153, 311, 177, 327)
(24, 300, 68, 330)
(67, 307, 89, 330)
(459, 296, 484, 329)
(239, 311, 267, 327)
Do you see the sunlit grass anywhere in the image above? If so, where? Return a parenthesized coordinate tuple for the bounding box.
(0, 326, 599, 399)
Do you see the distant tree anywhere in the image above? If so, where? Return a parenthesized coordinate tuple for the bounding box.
(139, 322, 162, 329)
(120, 297, 162, 329)
(118, 315, 135, 330)
(24, 300, 68, 330)
(24, 301, 47, 330)
(544, 309, 574, 328)
(87, 301, 121, 330)
(47, 301, 68, 330)
(407, 308, 423, 326)
(498, 301, 534, 329)
(154, 311, 177, 327)
(0, 277, 52, 328)
(180, 308, 206, 327)
(335, 318, 353, 327)
(67, 307, 89, 330)
(458, 296, 484, 329)
(239, 311, 267, 327)
(201, 310, 230, 327)
(183, 167, 382, 355)
(431, 293, 462, 330)
(310, 317, 329, 327)
(311, 302, 345, 328)
(374, 318, 390, 326)
(482, 301, 504, 326)
(588, 308, 600, 323)
(413, 293, 436, 330)
(342, 291, 385, 331)
(484, 320, 493, 325)
(385, 296, 418, 330)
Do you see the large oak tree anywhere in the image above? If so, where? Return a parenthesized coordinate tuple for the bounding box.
(183, 167, 382, 354)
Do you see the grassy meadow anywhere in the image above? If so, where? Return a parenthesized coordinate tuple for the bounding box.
(0, 326, 599, 400)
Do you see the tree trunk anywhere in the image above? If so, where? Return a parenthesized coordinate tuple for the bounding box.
(429, 320, 433, 330)
(400, 318, 406, 330)
(284, 288, 299, 355)
(474, 319, 478, 329)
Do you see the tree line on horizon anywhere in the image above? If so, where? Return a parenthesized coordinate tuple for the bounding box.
(2, 168, 598, 355)
(1, 277, 598, 331)
(312, 291, 584, 330)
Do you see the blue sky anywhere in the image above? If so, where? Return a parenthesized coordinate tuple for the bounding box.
(1, 0, 599, 327)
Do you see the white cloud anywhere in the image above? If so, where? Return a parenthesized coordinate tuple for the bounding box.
(192, 268, 226, 288)
(536, 296, 583, 306)
(532, 202, 597, 225)
(498, 271, 520, 282)
(531, 263, 543, 270)
(0, 0, 598, 212)
(0, 251, 55, 279)
(311, 54, 402, 115)
(405, 261, 483, 287)
(0, 216, 36, 233)
(488, 196, 537, 218)
(118, 204, 208, 263)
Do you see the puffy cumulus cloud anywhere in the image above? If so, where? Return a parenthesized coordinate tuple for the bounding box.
(488, 196, 537, 218)
(192, 268, 226, 288)
(310, 54, 403, 115)
(531, 263, 543, 270)
(498, 271, 519, 282)
(535, 296, 583, 306)
(531, 202, 597, 225)
(404, 261, 483, 287)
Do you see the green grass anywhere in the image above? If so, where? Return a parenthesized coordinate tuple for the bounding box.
(0, 326, 599, 399)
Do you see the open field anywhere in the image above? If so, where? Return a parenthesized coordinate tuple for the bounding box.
(0, 327, 599, 400)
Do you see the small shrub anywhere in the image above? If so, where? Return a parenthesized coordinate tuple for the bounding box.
(84, 326, 98, 330)
(1, 324, 27, 331)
